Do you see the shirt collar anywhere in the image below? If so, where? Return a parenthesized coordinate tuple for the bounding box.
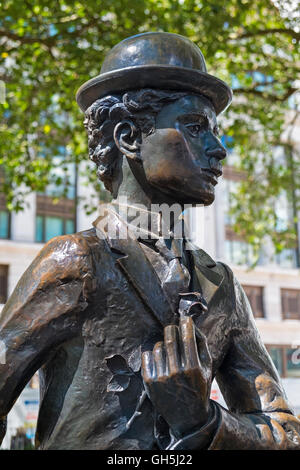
(110, 200, 187, 244)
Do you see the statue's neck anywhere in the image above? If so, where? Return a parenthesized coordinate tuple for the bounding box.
(115, 167, 152, 211)
(114, 156, 185, 207)
(112, 158, 185, 236)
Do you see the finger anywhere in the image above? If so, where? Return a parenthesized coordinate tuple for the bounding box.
(180, 316, 200, 369)
(194, 327, 211, 366)
(164, 325, 181, 374)
(141, 351, 155, 382)
(153, 341, 166, 377)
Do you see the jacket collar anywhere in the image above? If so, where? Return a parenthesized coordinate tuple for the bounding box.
(93, 206, 223, 326)
(93, 206, 174, 328)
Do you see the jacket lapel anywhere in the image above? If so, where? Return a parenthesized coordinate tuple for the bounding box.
(189, 245, 224, 306)
(93, 208, 175, 328)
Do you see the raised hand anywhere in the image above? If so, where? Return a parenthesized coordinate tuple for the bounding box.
(141, 316, 213, 439)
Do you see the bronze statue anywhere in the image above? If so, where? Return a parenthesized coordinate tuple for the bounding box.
(0, 32, 299, 450)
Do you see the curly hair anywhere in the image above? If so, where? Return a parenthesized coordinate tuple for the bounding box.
(84, 89, 187, 195)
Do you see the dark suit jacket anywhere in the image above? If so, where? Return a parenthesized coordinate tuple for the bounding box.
(0, 209, 299, 449)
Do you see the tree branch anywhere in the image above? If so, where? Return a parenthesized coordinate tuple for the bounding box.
(234, 86, 298, 102)
(0, 28, 54, 46)
(235, 28, 300, 41)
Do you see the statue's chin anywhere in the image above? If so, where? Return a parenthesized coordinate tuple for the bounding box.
(148, 179, 216, 206)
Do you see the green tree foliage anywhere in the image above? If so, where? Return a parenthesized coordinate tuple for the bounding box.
(0, 0, 299, 257)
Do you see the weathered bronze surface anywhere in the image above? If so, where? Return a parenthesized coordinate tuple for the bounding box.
(0, 32, 299, 450)
(76, 32, 232, 115)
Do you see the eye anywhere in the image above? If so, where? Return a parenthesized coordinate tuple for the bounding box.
(186, 124, 202, 136)
(213, 125, 220, 136)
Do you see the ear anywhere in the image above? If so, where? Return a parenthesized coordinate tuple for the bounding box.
(113, 120, 141, 161)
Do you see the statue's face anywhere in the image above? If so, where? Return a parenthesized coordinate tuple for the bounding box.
(140, 94, 227, 205)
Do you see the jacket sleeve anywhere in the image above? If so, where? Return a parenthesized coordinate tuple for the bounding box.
(210, 267, 300, 449)
(0, 233, 94, 444)
(169, 264, 300, 450)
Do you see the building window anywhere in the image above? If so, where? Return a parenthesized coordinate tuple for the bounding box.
(268, 347, 284, 377)
(35, 146, 77, 243)
(0, 210, 10, 239)
(242, 285, 264, 318)
(223, 178, 239, 226)
(223, 175, 257, 267)
(276, 249, 297, 269)
(281, 289, 300, 320)
(36, 215, 75, 243)
(0, 167, 10, 239)
(225, 239, 255, 266)
(0, 265, 8, 304)
(274, 188, 298, 269)
(266, 345, 300, 378)
(44, 155, 76, 200)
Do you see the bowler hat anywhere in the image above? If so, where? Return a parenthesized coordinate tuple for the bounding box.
(76, 32, 232, 115)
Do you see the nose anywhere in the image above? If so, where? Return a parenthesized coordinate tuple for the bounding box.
(204, 136, 227, 177)
(205, 145, 227, 161)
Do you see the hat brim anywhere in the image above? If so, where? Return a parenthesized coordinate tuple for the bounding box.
(76, 65, 232, 115)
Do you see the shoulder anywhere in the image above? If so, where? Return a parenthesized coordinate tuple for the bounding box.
(0, 229, 103, 325)
(189, 243, 232, 281)
(6, 228, 105, 309)
(41, 226, 100, 256)
(215, 260, 235, 283)
(190, 247, 259, 330)
(33, 227, 100, 277)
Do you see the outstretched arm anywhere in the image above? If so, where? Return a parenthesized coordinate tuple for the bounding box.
(208, 270, 300, 449)
(0, 234, 93, 444)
